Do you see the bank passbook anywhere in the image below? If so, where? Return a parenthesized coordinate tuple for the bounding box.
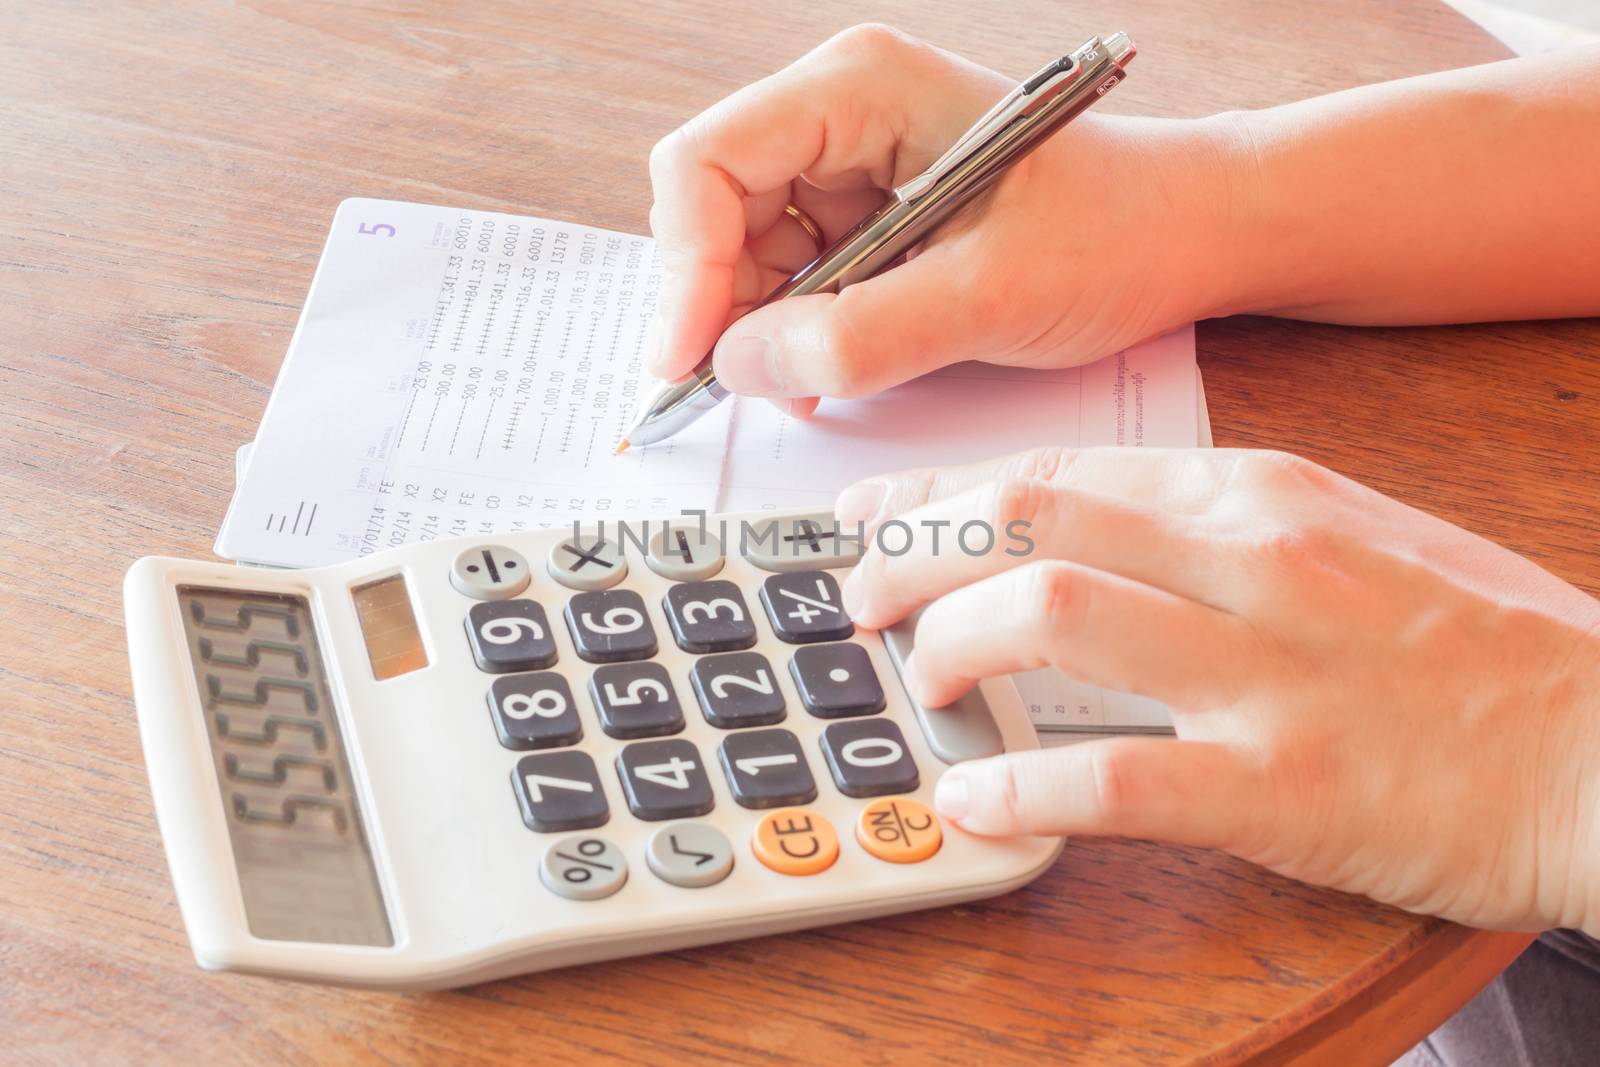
(125, 510, 1065, 988)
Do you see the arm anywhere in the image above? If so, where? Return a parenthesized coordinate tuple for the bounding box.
(1220, 44, 1600, 324)
(647, 32, 1600, 403)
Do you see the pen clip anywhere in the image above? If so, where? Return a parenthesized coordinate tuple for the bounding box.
(892, 36, 1110, 205)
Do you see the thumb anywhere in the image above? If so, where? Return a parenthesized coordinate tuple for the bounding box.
(710, 238, 996, 399)
(932, 739, 1270, 853)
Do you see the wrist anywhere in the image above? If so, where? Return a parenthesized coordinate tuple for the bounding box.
(1190, 108, 1283, 321)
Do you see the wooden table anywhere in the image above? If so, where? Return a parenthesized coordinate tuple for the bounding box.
(5, 1, 1596, 1062)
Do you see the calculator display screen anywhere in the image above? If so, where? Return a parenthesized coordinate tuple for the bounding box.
(177, 586, 393, 947)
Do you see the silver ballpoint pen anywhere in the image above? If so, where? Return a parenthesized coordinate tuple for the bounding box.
(617, 32, 1137, 451)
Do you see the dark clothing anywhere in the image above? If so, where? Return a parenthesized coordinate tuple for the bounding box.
(1396, 931, 1600, 1066)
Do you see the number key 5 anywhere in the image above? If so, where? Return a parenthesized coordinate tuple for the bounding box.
(589, 662, 685, 739)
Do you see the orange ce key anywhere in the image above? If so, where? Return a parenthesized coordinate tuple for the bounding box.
(752, 808, 839, 876)
(855, 798, 942, 863)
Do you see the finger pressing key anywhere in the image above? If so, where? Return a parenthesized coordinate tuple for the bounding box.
(840, 478, 1216, 629)
(906, 559, 1248, 712)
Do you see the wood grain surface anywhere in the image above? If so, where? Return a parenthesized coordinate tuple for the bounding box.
(4, 1, 1594, 1063)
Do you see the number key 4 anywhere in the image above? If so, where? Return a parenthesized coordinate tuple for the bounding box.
(615, 739, 715, 821)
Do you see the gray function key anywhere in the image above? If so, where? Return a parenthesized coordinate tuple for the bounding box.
(615, 738, 715, 821)
(819, 719, 919, 797)
(488, 672, 583, 750)
(881, 611, 1004, 763)
(691, 651, 786, 728)
(540, 836, 628, 900)
(589, 662, 684, 739)
(547, 529, 627, 591)
(790, 643, 885, 719)
(663, 580, 757, 653)
(646, 524, 724, 581)
(512, 750, 609, 832)
(451, 544, 532, 600)
(564, 589, 658, 663)
(645, 822, 734, 888)
(743, 513, 864, 573)
(718, 729, 817, 809)
(760, 571, 854, 644)
(466, 600, 557, 673)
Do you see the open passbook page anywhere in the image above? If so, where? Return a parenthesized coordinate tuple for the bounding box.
(220, 198, 1198, 567)
(217, 198, 1204, 732)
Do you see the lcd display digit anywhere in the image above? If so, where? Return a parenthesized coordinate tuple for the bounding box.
(177, 586, 393, 947)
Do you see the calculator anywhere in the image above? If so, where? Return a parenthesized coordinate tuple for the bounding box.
(124, 509, 1062, 989)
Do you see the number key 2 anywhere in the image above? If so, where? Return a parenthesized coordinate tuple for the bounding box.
(615, 738, 715, 821)
(564, 589, 658, 662)
(662, 580, 757, 653)
(466, 600, 557, 673)
(691, 651, 785, 728)
(759, 571, 854, 643)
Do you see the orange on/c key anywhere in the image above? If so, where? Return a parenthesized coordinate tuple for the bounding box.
(752, 808, 839, 876)
(856, 797, 943, 863)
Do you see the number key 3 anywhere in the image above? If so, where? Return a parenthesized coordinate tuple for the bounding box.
(663, 580, 757, 653)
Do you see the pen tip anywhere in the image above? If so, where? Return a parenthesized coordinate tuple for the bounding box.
(614, 439, 631, 455)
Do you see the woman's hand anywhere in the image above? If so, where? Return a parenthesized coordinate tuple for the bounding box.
(835, 447, 1600, 934)
(647, 25, 1244, 410)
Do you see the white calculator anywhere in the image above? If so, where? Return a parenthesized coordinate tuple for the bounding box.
(124, 509, 1062, 989)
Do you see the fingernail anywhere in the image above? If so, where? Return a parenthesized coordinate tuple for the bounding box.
(644, 314, 669, 376)
(841, 567, 866, 618)
(934, 773, 970, 821)
(900, 650, 924, 702)
(714, 333, 780, 395)
(835, 479, 886, 526)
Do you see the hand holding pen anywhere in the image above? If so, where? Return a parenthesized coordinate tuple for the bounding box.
(625, 26, 1210, 448)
